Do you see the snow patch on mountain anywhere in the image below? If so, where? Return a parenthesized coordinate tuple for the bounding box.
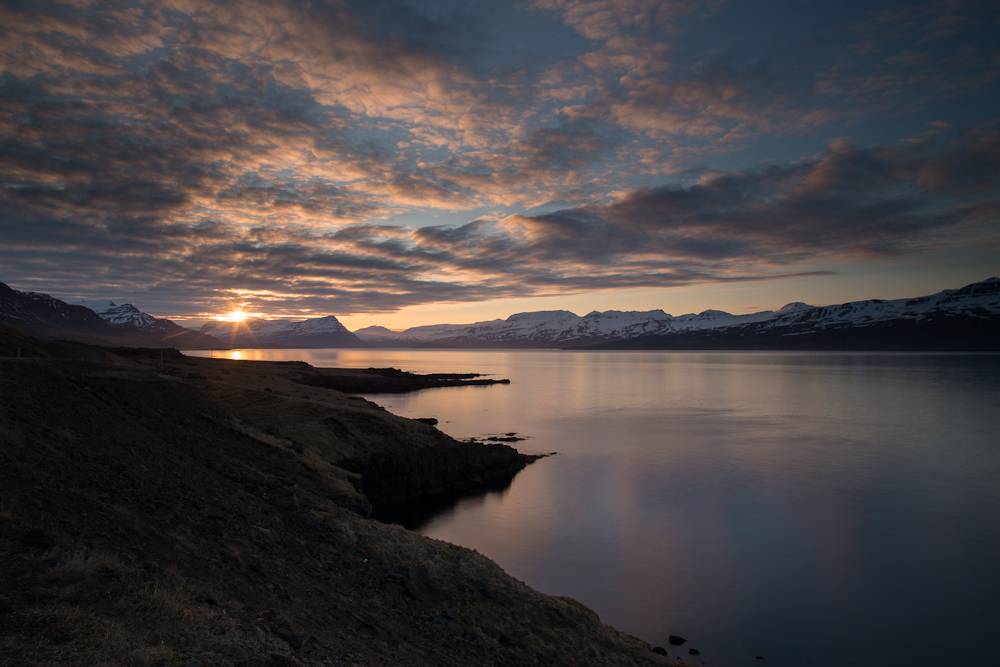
(80, 301, 159, 329)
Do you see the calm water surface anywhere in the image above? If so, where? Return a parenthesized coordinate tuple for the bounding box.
(188, 349, 1000, 666)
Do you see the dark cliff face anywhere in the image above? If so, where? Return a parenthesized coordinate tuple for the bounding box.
(0, 333, 668, 666)
(350, 442, 535, 509)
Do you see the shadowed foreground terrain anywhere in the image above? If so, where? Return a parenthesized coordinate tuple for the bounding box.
(0, 329, 675, 666)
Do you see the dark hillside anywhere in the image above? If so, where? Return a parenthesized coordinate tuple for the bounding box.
(0, 334, 671, 665)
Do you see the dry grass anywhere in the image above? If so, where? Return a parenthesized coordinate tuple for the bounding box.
(139, 581, 196, 619)
(6, 604, 133, 666)
(1, 348, 672, 666)
(229, 417, 289, 448)
(49, 549, 126, 580)
(128, 643, 178, 664)
(4, 548, 262, 666)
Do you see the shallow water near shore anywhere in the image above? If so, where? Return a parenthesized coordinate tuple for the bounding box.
(188, 348, 1000, 666)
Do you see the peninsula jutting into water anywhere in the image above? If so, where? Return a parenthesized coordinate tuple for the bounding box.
(0, 328, 669, 664)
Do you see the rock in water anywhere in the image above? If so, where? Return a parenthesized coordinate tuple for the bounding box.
(668, 635, 687, 646)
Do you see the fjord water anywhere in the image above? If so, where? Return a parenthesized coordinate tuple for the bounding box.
(189, 349, 1000, 666)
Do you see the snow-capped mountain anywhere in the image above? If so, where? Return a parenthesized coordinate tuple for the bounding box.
(355, 278, 1000, 349)
(201, 315, 361, 348)
(0, 283, 221, 348)
(1, 283, 108, 331)
(77, 300, 223, 347)
(354, 304, 817, 345)
(597, 277, 1000, 350)
(80, 301, 161, 329)
(6, 277, 996, 351)
(755, 278, 1000, 330)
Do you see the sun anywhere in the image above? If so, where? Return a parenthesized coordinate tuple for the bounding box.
(219, 309, 248, 323)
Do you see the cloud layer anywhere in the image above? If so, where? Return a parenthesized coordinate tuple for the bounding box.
(0, 0, 997, 318)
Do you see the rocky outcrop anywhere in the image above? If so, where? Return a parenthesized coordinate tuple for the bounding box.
(295, 366, 511, 393)
(349, 442, 542, 508)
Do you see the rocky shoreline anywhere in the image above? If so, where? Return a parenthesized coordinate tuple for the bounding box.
(0, 328, 680, 665)
(294, 366, 512, 394)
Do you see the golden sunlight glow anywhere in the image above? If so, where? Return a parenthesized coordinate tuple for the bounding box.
(218, 309, 248, 322)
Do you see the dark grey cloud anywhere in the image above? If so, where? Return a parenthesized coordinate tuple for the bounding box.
(0, 0, 997, 318)
(519, 118, 617, 170)
(504, 132, 1000, 264)
(3, 125, 998, 316)
(348, 131, 999, 296)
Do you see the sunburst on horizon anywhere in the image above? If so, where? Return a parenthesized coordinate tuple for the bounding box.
(217, 308, 249, 323)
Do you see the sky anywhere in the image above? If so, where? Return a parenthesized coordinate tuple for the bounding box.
(1, 0, 998, 329)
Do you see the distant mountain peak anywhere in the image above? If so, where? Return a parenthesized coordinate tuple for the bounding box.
(777, 302, 813, 313)
(77, 300, 160, 329)
(507, 310, 577, 321)
(583, 309, 669, 319)
(354, 325, 401, 335)
(201, 314, 361, 348)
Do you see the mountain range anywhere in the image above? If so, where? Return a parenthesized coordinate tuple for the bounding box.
(355, 278, 1000, 350)
(0, 282, 364, 349)
(0, 284, 222, 349)
(200, 316, 361, 348)
(3, 278, 998, 351)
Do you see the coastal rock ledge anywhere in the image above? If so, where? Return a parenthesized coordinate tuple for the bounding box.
(0, 329, 675, 666)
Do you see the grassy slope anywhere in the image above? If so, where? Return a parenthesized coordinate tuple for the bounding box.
(0, 338, 677, 666)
